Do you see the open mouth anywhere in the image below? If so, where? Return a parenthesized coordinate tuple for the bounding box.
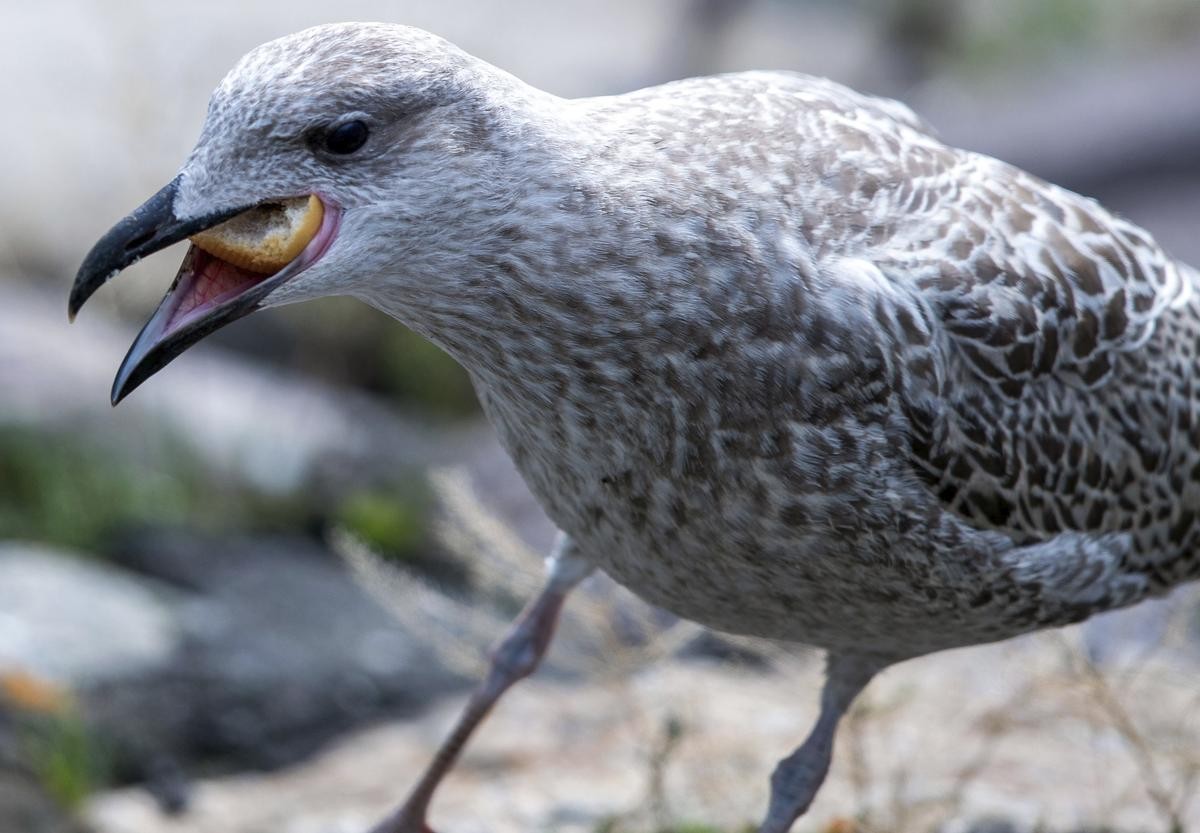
(69, 179, 341, 405)
(157, 196, 340, 341)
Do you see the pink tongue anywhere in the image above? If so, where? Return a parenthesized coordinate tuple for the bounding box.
(166, 256, 263, 333)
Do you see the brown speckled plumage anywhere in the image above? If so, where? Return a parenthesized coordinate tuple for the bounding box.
(75, 24, 1200, 831)
(372, 66, 1198, 660)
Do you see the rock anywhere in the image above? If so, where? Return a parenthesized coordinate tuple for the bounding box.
(0, 534, 472, 803)
(0, 769, 87, 833)
(675, 629, 771, 669)
(86, 529, 470, 777)
(0, 543, 180, 685)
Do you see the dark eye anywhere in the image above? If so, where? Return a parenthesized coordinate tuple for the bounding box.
(324, 120, 369, 154)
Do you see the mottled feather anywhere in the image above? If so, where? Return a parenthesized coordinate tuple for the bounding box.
(178, 25, 1200, 661)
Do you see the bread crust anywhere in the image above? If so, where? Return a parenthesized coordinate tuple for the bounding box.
(191, 195, 323, 273)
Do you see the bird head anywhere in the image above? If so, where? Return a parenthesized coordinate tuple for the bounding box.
(70, 22, 542, 404)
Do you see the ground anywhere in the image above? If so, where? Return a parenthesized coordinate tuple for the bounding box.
(86, 603, 1200, 833)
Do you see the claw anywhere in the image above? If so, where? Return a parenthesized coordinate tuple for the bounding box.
(368, 803, 435, 833)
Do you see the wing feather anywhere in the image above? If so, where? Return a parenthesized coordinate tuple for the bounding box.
(792, 83, 1200, 556)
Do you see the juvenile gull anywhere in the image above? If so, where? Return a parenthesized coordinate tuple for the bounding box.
(71, 22, 1200, 833)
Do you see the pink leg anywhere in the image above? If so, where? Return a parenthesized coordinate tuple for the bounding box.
(368, 536, 593, 833)
(758, 653, 885, 833)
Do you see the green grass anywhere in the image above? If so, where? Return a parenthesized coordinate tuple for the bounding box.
(0, 425, 313, 553)
(375, 325, 479, 419)
(20, 712, 109, 811)
(0, 422, 470, 588)
(334, 486, 429, 564)
(333, 482, 471, 587)
(953, 0, 1099, 73)
(274, 299, 479, 419)
(942, 0, 1200, 76)
(0, 426, 197, 549)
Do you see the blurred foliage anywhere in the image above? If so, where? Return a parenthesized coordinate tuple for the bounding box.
(267, 299, 479, 420)
(376, 326, 481, 419)
(0, 426, 311, 552)
(951, 0, 1109, 72)
(0, 421, 470, 586)
(18, 710, 109, 811)
(334, 487, 428, 564)
(0, 426, 197, 550)
(924, 0, 1200, 76)
(835, 0, 1200, 82)
(658, 822, 755, 833)
(333, 482, 469, 589)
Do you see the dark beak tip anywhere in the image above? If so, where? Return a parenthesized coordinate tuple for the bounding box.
(74, 179, 268, 406)
(68, 177, 182, 322)
(67, 269, 94, 322)
(67, 287, 86, 322)
(110, 372, 135, 407)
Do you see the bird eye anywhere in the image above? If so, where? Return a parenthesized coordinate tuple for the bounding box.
(324, 120, 369, 155)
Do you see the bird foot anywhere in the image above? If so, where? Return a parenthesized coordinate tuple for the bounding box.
(368, 805, 435, 833)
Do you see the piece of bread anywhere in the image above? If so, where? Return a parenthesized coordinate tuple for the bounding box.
(190, 195, 323, 274)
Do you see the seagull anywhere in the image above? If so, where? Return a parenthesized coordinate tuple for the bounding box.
(70, 22, 1200, 833)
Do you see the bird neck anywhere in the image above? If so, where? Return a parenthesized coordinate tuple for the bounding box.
(359, 87, 801, 419)
(360, 101, 695, 405)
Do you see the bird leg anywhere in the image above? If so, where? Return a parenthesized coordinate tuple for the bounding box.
(758, 653, 885, 833)
(368, 535, 594, 833)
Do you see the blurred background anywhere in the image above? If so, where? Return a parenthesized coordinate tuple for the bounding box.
(3, 1, 1200, 832)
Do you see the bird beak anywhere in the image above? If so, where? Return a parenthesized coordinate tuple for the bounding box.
(70, 178, 338, 405)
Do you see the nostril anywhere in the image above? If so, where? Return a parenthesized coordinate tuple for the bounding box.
(125, 229, 157, 251)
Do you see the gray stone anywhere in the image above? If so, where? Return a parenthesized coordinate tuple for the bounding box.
(0, 770, 87, 833)
(0, 532, 471, 806)
(86, 530, 470, 775)
(0, 544, 180, 685)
